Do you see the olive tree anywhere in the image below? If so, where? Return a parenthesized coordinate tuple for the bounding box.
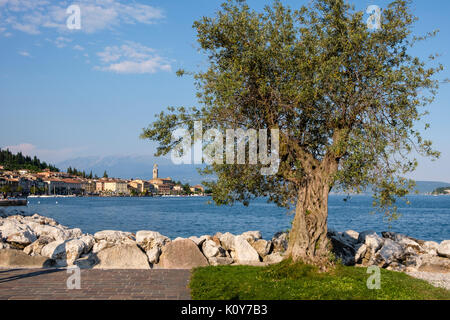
(142, 0, 443, 266)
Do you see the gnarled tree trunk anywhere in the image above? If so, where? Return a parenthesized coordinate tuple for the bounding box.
(286, 172, 331, 267)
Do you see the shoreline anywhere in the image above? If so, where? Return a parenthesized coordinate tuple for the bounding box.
(0, 212, 449, 290)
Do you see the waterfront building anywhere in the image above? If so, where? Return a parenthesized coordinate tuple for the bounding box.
(128, 179, 154, 193)
(190, 185, 205, 194)
(104, 179, 129, 194)
(149, 164, 175, 195)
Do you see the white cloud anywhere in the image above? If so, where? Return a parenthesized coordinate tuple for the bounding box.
(0, 0, 164, 35)
(18, 50, 31, 57)
(96, 42, 171, 74)
(73, 44, 84, 51)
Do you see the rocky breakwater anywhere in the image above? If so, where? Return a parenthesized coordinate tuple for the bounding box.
(328, 229, 450, 289)
(0, 214, 289, 270)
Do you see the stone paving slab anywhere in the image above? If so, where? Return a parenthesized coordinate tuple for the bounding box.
(0, 268, 191, 300)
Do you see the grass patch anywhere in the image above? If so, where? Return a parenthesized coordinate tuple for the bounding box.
(189, 260, 450, 300)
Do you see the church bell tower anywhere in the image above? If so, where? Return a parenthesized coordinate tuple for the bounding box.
(153, 164, 158, 179)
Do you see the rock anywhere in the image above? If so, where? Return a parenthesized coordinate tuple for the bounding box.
(74, 253, 98, 269)
(208, 257, 234, 266)
(158, 239, 209, 269)
(344, 230, 359, 241)
(0, 242, 11, 250)
(419, 254, 450, 273)
(386, 262, 407, 272)
(41, 239, 86, 265)
(234, 235, 260, 264)
(359, 231, 383, 251)
(403, 252, 422, 271)
(92, 239, 115, 253)
(146, 247, 161, 264)
(263, 252, 284, 264)
(0, 219, 31, 239)
(202, 240, 226, 258)
(0, 249, 55, 268)
(398, 237, 423, 253)
(136, 230, 170, 251)
(211, 235, 222, 246)
(80, 235, 95, 254)
(189, 236, 207, 246)
(251, 239, 272, 258)
(241, 231, 262, 244)
(219, 232, 236, 251)
(437, 240, 450, 258)
(355, 244, 367, 264)
(6, 230, 37, 248)
(94, 230, 135, 243)
(27, 223, 81, 242)
(23, 236, 53, 256)
(328, 231, 357, 266)
(423, 241, 439, 256)
(272, 232, 289, 253)
(94, 244, 150, 269)
(375, 239, 404, 267)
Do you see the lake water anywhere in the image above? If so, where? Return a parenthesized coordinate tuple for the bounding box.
(4, 195, 450, 242)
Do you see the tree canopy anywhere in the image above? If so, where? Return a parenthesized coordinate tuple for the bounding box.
(142, 0, 443, 264)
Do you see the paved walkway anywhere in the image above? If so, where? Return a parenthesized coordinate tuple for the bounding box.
(0, 268, 191, 300)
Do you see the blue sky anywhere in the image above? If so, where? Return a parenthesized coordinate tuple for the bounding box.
(0, 0, 449, 181)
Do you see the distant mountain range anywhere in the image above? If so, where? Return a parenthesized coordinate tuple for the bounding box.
(57, 155, 450, 193)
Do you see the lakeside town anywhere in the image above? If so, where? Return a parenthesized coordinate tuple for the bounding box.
(0, 163, 206, 198)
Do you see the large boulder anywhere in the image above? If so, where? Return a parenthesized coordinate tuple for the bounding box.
(146, 247, 161, 264)
(0, 219, 31, 239)
(219, 232, 236, 251)
(263, 252, 284, 264)
(272, 232, 289, 253)
(94, 244, 150, 269)
(359, 231, 384, 251)
(28, 223, 82, 242)
(23, 236, 53, 256)
(189, 236, 208, 247)
(422, 241, 440, 256)
(94, 230, 135, 243)
(202, 240, 226, 258)
(74, 253, 98, 269)
(437, 240, 450, 258)
(41, 239, 86, 265)
(6, 230, 37, 248)
(251, 239, 272, 258)
(208, 257, 234, 266)
(79, 235, 95, 254)
(136, 230, 170, 251)
(158, 239, 209, 269)
(234, 235, 260, 264)
(240, 231, 262, 244)
(0, 249, 55, 268)
(328, 230, 357, 266)
(418, 254, 450, 273)
(92, 239, 115, 253)
(374, 239, 404, 267)
(0, 215, 82, 242)
(344, 230, 359, 241)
